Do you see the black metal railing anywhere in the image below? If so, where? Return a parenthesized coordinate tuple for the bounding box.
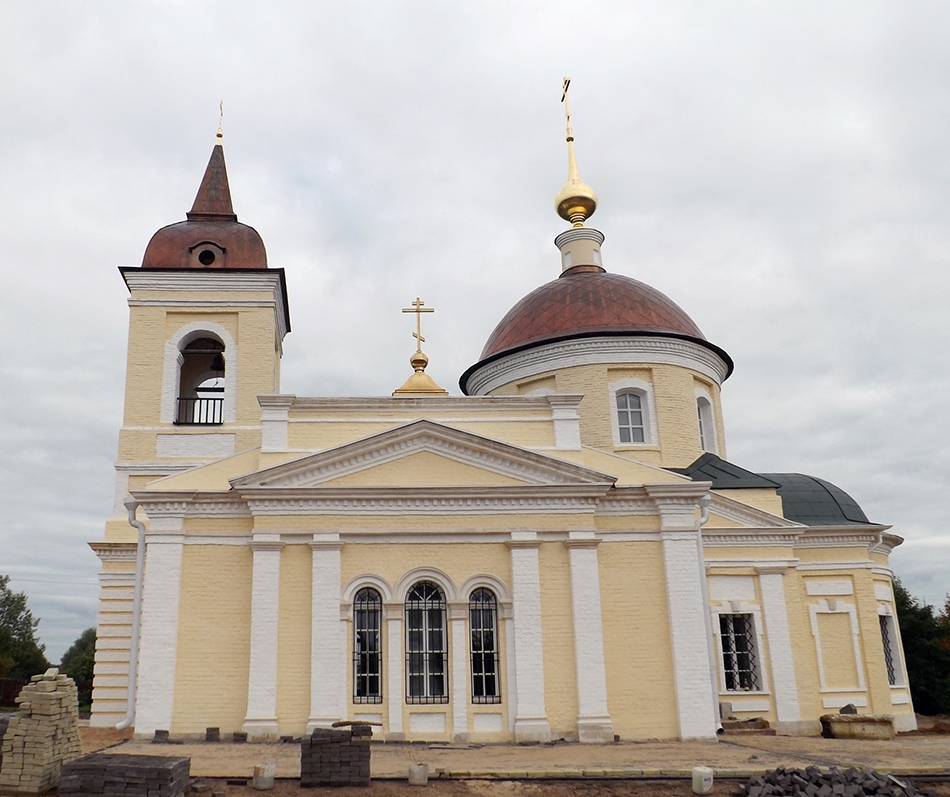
(175, 397, 224, 425)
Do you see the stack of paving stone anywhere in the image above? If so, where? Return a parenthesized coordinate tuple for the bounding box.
(300, 725, 372, 787)
(0, 668, 81, 795)
(740, 767, 934, 797)
(58, 754, 190, 797)
(0, 715, 10, 770)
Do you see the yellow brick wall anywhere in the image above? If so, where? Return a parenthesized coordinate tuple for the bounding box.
(172, 545, 252, 734)
(599, 541, 680, 739)
(277, 544, 313, 735)
(537, 542, 578, 737)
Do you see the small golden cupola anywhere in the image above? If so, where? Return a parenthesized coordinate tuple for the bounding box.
(393, 297, 448, 396)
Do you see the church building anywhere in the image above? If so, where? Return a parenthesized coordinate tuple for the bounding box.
(89, 112, 916, 742)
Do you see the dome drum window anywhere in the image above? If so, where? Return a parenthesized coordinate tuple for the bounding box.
(189, 241, 226, 269)
(616, 391, 645, 444)
(176, 337, 225, 425)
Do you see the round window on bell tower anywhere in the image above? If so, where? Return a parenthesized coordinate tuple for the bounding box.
(198, 249, 216, 265)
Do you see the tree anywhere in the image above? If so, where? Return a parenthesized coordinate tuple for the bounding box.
(894, 579, 950, 715)
(0, 575, 50, 681)
(60, 628, 96, 684)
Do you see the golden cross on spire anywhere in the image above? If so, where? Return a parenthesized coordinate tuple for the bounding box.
(561, 77, 573, 142)
(402, 297, 435, 353)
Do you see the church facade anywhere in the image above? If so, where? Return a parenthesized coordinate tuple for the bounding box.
(89, 126, 916, 742)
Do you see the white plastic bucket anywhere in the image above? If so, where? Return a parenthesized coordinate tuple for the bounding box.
(692, 766, 714, 795)
(252, 762, 276, 790)
(408, 763, 429, 786)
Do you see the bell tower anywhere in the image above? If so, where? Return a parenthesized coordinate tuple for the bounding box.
(89, 132, 290, 727)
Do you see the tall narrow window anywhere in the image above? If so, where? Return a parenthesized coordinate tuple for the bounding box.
(405, 581, 447, 704)
(616, 391, 645, 443)
(719, 613, 760, 691)
(879, 614, 900, 686)
(469, 589, 501, 704)
(353, 588, 382, 703)
(697, 396, 717, 454)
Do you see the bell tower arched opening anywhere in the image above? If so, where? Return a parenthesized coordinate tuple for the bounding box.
(176, 337, 226, 425)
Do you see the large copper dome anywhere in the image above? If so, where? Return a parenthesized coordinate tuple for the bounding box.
(461, 264, 733, 392)
(141, 141, 268, 270)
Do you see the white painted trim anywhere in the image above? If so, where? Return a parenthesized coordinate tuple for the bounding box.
(709, 601, 771, 695)
(808, 600, 867, 693)
(386, 611, 403, 737)
(508, 537, 551, 742)
(608, 377, 659, 448)
(805, 580, 853, 596)
(342, 574, 394, 604)
(546, 394, 583, 450)
(457, 573, 512, 605)
(243, 536, 282, 739)
(756, 570, 800, 722)
(134, 534, 184, 735)
(450, 616, 468, 742)
(394, 567, 457, 602)
(466, 336, 730, 396)
(160, 322, 238, 425)
(504, 615, 517, 733)
(661, 529, 718, 739)
(822, 697, 867, 709)
(567, 538, 613, 742)
(308, 534, 345, 730)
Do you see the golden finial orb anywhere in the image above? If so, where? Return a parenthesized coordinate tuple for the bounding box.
(555, 77, 598, 227)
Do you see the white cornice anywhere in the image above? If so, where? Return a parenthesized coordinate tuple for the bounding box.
(258, 394, 558, 413)
(466, 336, 730, 395)
(89, 542, 138, 562)
(231, 418, 616, 489)
(871, 532, 904, 555)
(123, 270, 288, 342)
(795, 528, 888, 549)
(702, 530, 803, 547)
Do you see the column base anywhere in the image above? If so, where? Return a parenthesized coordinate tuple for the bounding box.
(577, 715, 614, 744)
(514, 716, 551, 743)
(893, 713, 917, 733)
(242, 718, 279, 741)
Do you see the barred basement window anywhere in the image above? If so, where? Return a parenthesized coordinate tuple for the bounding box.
(469, 589, 501, 704)
(616, 391, 646, 443)
(879, 614, 897, 686)
(405, 581, 448, 704)
(353, 588, 382, 703)
(719, 613, 760, 691)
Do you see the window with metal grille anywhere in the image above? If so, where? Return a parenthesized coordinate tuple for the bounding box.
(353, 588, 382, 703)
(405, 581, 448, 704)
(616, 391, 646, 443)
(879, 614, 897, 686)
(469, 589, 501, 704)
(719, 613, 760, 691)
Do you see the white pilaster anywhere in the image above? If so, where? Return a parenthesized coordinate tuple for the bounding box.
(757, 567, 802, 732)
(134, 520, 185, 736)
(307, 533, 345, 732)
(503, 613, 517, 732)
(449, 602, 469, 742)
(566, 533, 614, 743)
(646, 485, 718, 740)
(546, 394, 583, 450)
(242, 534, 283, 740)
(507, 531, 551, 742)
(385, 605, 404, 740)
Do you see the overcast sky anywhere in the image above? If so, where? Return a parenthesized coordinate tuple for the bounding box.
(1, 2, 949, 662)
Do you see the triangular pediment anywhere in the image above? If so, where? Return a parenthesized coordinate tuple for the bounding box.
(230, 419, 618, 490)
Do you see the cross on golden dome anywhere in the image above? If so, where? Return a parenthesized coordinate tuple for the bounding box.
(402, 296, 435, 353)
(555, 77, 598, 227)
(393, 297, 448, 397)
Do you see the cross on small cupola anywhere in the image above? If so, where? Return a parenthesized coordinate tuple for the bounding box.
(392, 297, 448, 397)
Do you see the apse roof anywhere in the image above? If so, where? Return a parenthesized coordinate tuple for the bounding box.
(671, 453, 779, 489)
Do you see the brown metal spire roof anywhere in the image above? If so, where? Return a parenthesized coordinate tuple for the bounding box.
(141, 139, 267, 270)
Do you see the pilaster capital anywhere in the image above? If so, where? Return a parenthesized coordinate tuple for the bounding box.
(506, 530, 540, 549)
(644, 482, 712, 531)
(447, 601, 469, 621)
(383, 603, 404, 621)
(309, 532, 343, 551)
(249, 532, 284, 552)
(564, 530, 600, 549)
(755, 565, 789, 576)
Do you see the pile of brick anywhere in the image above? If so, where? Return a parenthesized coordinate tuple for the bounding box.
(740, 767, 934, 797)
(0, 716, 10, 771)
(59, 754, 190, 797)
(0, 668, 81, 795)
(300, 726, 372, 787)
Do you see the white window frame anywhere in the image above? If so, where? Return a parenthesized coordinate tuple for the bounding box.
(695, 386, 718, 455)
(161, 322, 237, 424)
(609, 377, 658, 447)
(808, 599, 867, 693)
(710, 601, 770, 695)
(877, 604, 907, 688)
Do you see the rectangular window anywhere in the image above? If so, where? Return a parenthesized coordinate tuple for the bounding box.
(405, 583, 448, 704)
(470, 589, 501, 704)
(353, 589, 382, 703)
(719, 613, 760, 691)
(879, 614, 901, 686)
(617, 392, 645, 443)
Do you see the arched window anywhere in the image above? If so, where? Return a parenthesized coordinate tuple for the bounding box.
(353, 588, 382, 704)
(469, 589, 500, 703)
(616, 390, 646, 443)
(176, 337, 225, 425)
(696, 394, 717, 454)
(405, 581, 447, 704)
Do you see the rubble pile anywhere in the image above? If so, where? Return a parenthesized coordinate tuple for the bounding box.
(740, 767, 934, 797)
